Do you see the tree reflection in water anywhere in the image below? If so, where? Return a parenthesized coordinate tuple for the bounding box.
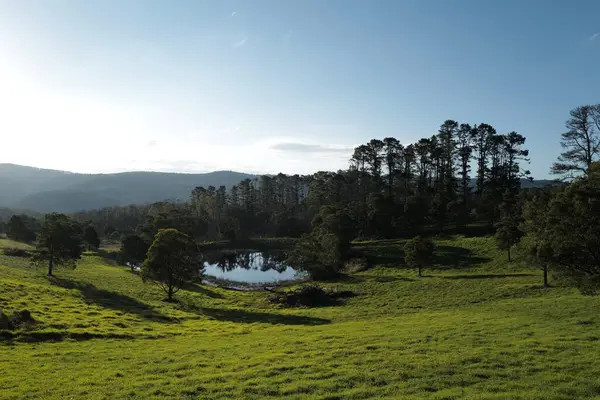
(202, 251, 290, 274)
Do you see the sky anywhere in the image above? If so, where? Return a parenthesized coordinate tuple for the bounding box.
(0, 0, 599, 178)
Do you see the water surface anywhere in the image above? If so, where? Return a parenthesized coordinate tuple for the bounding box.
(202, 251, 305, 284)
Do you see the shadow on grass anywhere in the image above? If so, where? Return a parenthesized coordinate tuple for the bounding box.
(358, 245, 404, 267)
(442, 273, 537, 280)
(373, 276, 414, 282)
(199, 307, 331, 326)
(359, 244, 490, 271)
(48, 277, 175, 322)
(2, 330, 169, 343)
(94, 248, 120, 264)
(183, 282, 224, 299)
(320, 273, 365, 284)
(434, 246, 490, 270)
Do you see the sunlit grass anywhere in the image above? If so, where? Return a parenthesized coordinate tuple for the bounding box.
(1, 236, 599, 399)
(0, 238, 34, 250)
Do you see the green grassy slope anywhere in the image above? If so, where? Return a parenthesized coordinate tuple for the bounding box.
(1, 237, 600, 399)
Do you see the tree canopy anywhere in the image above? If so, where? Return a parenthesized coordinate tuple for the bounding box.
(83, 225, 100, 250)
(141, 229, 203, 301)
(527, 162, 600, 293)
(551, 104, 600, 180)
(33, 213, 83, 276)
(403, 236, 436, 277)
(120, 234, 150, 271)
(7, 214, 39, 243)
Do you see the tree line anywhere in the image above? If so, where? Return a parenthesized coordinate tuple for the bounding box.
(56, 118, 538, 243)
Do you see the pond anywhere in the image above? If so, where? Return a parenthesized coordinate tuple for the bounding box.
(202, 250, 307, 284)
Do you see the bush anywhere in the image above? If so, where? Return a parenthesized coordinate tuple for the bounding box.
(268, 284, 355, 307)
(0, 309, 36, 330)
(0, 311, 11, 330)
(10, 310, 35, 328)
(3, 247, 32, 258)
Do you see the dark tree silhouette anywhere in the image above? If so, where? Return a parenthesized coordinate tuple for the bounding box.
(34, 213, 83, 276)
(552, 104, 600, 180)
(141, 229, 203, 301)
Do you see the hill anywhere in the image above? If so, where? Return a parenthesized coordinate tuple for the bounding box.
(0, 164, 255, 213)
(1, 236, 599, 399)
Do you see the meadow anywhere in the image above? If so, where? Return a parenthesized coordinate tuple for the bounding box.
(1, 236, 600, 399)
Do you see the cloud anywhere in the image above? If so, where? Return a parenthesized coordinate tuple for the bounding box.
(233, 38, 247, 47)
(147, 140, 157, 147)
(590, 33, 600, 41)
(231, 11, 236, 16)
(269, 142, 352, 153)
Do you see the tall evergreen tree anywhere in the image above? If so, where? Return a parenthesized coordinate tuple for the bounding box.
(552, 104, 600, 180)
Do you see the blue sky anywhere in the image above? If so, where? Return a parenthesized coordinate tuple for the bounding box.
(0, 0, 598, 177)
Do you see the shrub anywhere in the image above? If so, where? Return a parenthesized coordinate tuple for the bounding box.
(10, 310, 35, 328)
(0, 309, 35, 330)
(268, 284, 355, 307)
(0, 311, 11, 330)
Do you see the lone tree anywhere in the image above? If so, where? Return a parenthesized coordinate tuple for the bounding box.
(521, 190, 553, 287)
(495, 191, 524, 263)
(403, 236, 436, 277)
(83, 225, 100, 250)
(141, 229, 202, 301)
(120, 234, 150, 272)
(34, 213, 83, 276)
(551, 104, 600, 180)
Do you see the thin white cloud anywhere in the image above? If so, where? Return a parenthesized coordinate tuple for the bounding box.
(590, 33, 599, 41)
(231, 11, 236, 17)
(233, 38, 247, 47)
(270, 142, 352, 153)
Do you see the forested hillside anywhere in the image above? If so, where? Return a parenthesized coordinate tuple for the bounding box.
(0, 164, 254, 213)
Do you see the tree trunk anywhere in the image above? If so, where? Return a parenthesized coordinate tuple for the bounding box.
(418, 266, 422, 278)
(543, 264, 548, 288)
(167, 285, 174, 301)
(48, 246, 54, 276)
(507, 247, 511, 263)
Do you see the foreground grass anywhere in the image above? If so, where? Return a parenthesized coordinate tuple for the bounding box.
(1, 236, 600, 399)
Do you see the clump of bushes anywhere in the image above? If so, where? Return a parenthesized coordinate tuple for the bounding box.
(268, 284, 355, 307)
(0, 309, 36, 330)
(3, 247, 33, 258)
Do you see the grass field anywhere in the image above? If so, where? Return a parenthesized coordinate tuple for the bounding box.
(1, 236, 600, 399)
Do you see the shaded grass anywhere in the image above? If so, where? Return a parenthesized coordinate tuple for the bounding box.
(199, 307, 331, 325)
(48, 277, 171, 321)
(1, 236, 600, 399)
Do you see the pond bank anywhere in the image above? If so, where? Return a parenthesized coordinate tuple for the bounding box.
(202, 275, 309, 292)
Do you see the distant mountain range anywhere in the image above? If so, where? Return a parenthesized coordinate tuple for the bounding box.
(0, 164, 255, 213)
(0, 163, 560, 214)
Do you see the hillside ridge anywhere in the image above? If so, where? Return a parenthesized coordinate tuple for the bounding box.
(0, 163, 256, 213)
